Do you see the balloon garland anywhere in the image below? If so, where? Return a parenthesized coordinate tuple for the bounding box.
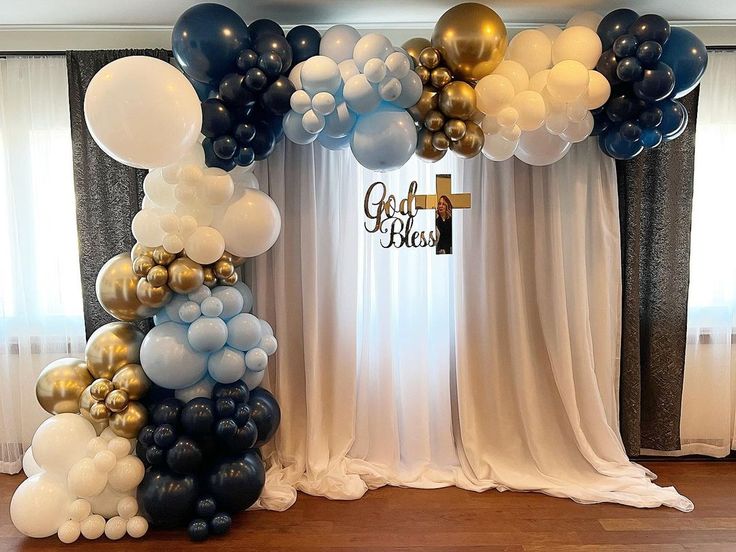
(10, 1, 708, 545)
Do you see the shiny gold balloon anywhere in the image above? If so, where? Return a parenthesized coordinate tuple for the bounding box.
(168, 258, 205, 294)
(408, 87, 439, 125)
(146, 265, 168, 287)
(203, 267, 217, 288)
(415, 66, 430, 86)
(220, 272, 239, 286)
(79, 386, 110, 433)
(229, 254, 246, 268)
(35, 358, 92, 414)
(152, 246, 176, 266)
(445, 119, 468, 141)
(105, 389, 129, 413)
(132, 255, 154, 277)
(431, 2, 508, 82)
(402, 37, 431, 67)
(90, 378, 114, 401)
(424, 110, 445, 132)
(131, 242, 154, 261)
(430, 67, 453, 89)
(431, 131, 451, 151)
(416, 128, 447, 163)
(450, 120, 485, 158)
(96, 253, 159, 321)
(90, 401, 110, 420)
(109, 401, 148, 439)
(136, 278, 172, 309)
(85, 321, 144, 379)
(438, 81, 477, 120)
(418, 47, 441, 70)
(213, 259, 235, 279)
(112, 364, 151, 400)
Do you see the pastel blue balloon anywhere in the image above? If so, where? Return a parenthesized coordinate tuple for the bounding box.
(201, 296, 224, 318)
(243, 369, 265, 389)
(188, 317, 228, 352)
(260, 319, 274, 337)
(153, 310, 171, 326)
(259, 335, 278, 355)
(343, 74, 381, 114)
(245, 348, 269, 372)
(393, 71, 422, 109)
(140, 322, 208, 389)
(660, 27, 708, 99)
(212, 286, 245, 319)
(350, 103, 417, 171)
(318, 132, 351, 151)
(226, 313, 262, 351)
(179, 301, 201, 323)
(208, 346, 247, 383)
(188, 285, 211, 304)
(174, 375, 216, 402)
(283, 110, 318, 145)
(233, 282, 253, 313)
(165, 295, 189, 323)
(323, 101, 356, 139)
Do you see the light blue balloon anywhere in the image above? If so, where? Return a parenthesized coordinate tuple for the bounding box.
(350, 103, 417, 171)
(201, 296, 224, 318)
(245, 347, 269, 372)
(212, 286, 245, 319)
(343, 74, 380, 114)
(393, 71, 422, 109)
(259, 335, 278, 355)
(208, 346, 247, 383)
(165, 295, 189, 323)
(188, 285, 211, 304)
(283, 109, 318, 145)
(174, 375, 216, 402)
(323, 101, 356, 139)
(188, 317, 228, 352)
(226, 313, 262, 351)
(233, 282, 253, 313)
(140, 322, 208, 389)
(318, 132, 351, 151)
(243, 368, 265, 389)
(179, 301, 201, 323)
(259, 319, 274, 337)
(153, 310, 171, 326)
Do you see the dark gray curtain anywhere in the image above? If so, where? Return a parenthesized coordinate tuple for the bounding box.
(67, 49, 169, 338)
(617, 88, 700, 456)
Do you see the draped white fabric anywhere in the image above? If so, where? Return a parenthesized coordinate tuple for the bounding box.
(250, 138, 692, 512)
(0, 56, 86, 473)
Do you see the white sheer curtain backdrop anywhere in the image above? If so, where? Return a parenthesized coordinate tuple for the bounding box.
(0, 56, 86, 474)
(250, 138, 692, 512)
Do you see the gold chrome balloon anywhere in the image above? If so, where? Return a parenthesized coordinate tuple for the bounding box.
(408, 87, 439, 125)
(450, 121, 485, 158)
(431, 131, 451, 151)
(131, 242, 154, 262)
(430, 67, 453, 89)
(105, 389, 129, 413)
(109, 401, 148, 439)
(445, 119, 468, 141)
(152, 246, 176, 266)
(90, 378, 114, 401)
(146, 265, 168, 287)
(79, 386, 109, 433)
(203, 267, 217, 288)
(132, 255, 154, 277)
(416, 128, 447, 162)
(213, 259, 235, 279)
(402, 37, 431, 67)
(418, 47, 441, 70)
(168, 257, 205, 294)
(431, 2, 508, 82)
(96, 253, 159, 321)
(112, 364, 151, 400)
(439, 81, 477, 120)
(90, 401, 110, 421)
(221, 272, 239, 286)
(35, 358, 92, 414)
(136, 278, 172, 309)
(415, 66, 430, 86)
(85, 322, 144, 379)
(424, 110, 445, 132)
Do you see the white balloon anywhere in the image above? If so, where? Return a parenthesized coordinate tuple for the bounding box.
(515, 126, 572, 166)
(68, 457, 108, 498)
(492, 61, 529, 94)
(301, 55, 342, 95)
(528, 69, 550, 93)
(117, 496, 139, 519)
(107, 437, 132, 459)
(84, 56, 201, 169)
(93, 450, 117, 473)
(288, 61, 304, 89)
(22, 447, 42, 477)
(481, 115, 500, 135)
(566, 101, 588, 123)
(32, 413, 96, 475)
(312, 92, 336, 116)
(10, 473, 73, 538)
(378, 77, 402, 102)
(127, 516, 149, 538)
(507, 29, 552, 77)
(290, 89, 312, 114)
(343, 74, 380, 114)
(547, 60, 590, 103)
(497, 106, 519, 128)
(566, 11, 603, 31)
(546, 109, 569, 135)
(323, 102, 357, 138)
(586, 70, 612, 109)
(385, 51, 411, 79)
(259, 334, 278, 355)
(500, 124, 522, 142)
(214, 189, 282, 258)
(364, 58, 387, 83)
(475, 74, 515, 116)
(105, 516, 127, 540)
(202, 169, 234, 205)
(163, 233, 184, 254)
(393, 71, 423, 108)
(107, 456, 145, 493)
(184, 226, 225, 265)
(99, 427, 118, 442)
(159, 213, 179, 233)
(353, 33, 394, 70)
(58, 520, 81, 544)
(338, 59, 360, 83)
(511, 90, 547, 131)
(132, 209, 165, 247)
(143, 170, 176, 208)
(561, 111, 594, 143)
(482, 132, 519, 161)
(80, 514, 106, 539)
(551, 26, 603, 70)
(302, 109, 326, 134)
(69, 499, 92, 522)
(320, 25, 362, 63)
(283, 110, 319, 145)
(538, 24, 562, 42)
(178, 163, 204, 184)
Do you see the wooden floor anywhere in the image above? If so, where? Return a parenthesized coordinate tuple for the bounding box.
(1, 461, 735, 551)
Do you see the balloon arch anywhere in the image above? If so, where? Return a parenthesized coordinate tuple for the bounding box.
(11, 1, 707, 545)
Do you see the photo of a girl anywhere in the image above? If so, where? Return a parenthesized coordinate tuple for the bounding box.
(435, 195, 452, 255)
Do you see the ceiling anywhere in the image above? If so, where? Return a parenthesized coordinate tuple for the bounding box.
(1, 0, 735, 28)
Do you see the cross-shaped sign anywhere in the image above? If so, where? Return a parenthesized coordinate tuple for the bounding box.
(414, 174, 471, 211)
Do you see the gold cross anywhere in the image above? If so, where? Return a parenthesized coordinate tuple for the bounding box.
(414, 174, 471, 211)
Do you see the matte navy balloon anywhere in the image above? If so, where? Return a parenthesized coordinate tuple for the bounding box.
(195, 496, 218, 519)
(235, 122, 256, 144)
(600, 128, 644, 160)
(209, 513, 232, 536)
(139, 468, 199, 528)
(640, 128, 663, 148)
(201, 99, 233, 138)
(636, 41, 662, 68)
(203, 137, 237, 171)
(612, 34, 638, 58)
(245, 67, 268, 91)
(597, 8, 640, 50)
(236, 49, 259, 72)
(633, 62, 675, 102)
(638, 106, 663, 128)
(172, 3, 250, 84)
(153, 424, 177, 448)
(629, 14, 671, 46)
(218, 73, 256, 107)
(261, 76, 296, 115)
(286, 25, 322, 65)
(258, 52, 284, 79)
(235, 147, 256, 167)
(620, 121, 642, 142)
(151, 398, 183, 426)
(166, 436, 203, 475)
(213, 136, 238, 160)
(181, 398, 216, 437)
(595, 50, 620, 85)
(248, 387, 281, 447)
(657, 99, 688, 137)
(187, 519, 209, 542)
(206, 451, 266, 513)
(616, 57, 643, 82)
(248, 19, 284, 41)
(253, 33, 293, 73)
(660, 27, 708, 99)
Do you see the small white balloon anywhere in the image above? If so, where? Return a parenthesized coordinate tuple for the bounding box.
(163, 233, 184, 254)
(312, 92, 336, 116)
(378, 77, 402, 102)
(243, 368, 266, 389)
(143, 170, 176, 208)
(364, 58, 387, 83)
(507, 29, 553, 77)
(481, 115, 500, 135)
(290, 89, 312, 114)
(105, 516, 127, 540)
(566, 101, 588, 123)
(174, 182, 197, 204)
(58, 520, 81, 544)
(475, 74, 516, 116)
(301, 55, 342, 95)
(99, 427, 118, 442)
(586, 70, 611, 110)
(537, 24, 562, 42)
(497, 106, 519, 128)
(560, 111, 594, 143)
(184, 226, 226, 265)
(320, 24, 362, 63)
(80, 514, 106, 540)
(528, 70, 550, 93)
(500, 124, 522, 142)
(302, 109, 326, 134)
(546, 60, 590, 103)
(511, 90, 547, 131)
(482, 131, 519, 161)
(393, 71, 423, 108)
(385, 51, 411, 79)
(179, 164, 204, 184)
(127, 516, 149, 539)
(353, 33, 394, 70)
(288, 61, 304, 89)
(93, 450, 117, 473)
(69, 499, 92, 522)
(259, 334, 278, 355)
(107, 436, 132, 459)
(179, 215, 198, 236)
(323, 102, 357, 138)
(117, 496, 139, 519)
(132, 209, 165, 247)
(245, 348, 269, 372)
(159, 213, 180, 233)
(546, 109, 569, 135)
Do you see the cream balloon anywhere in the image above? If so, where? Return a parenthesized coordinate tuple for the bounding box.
(546, 60, 590, 103)
(566, 11, 603, 31)
(84, 56, 201, 169)
(10, 473, 73, 538)
(551, 26, 603, 70)
(31, 413, 96, 475)
(22, 447, 42, 477)
(492, 60, 529, 94)
(475, 74, 515, 116)
(214, 189, 282, 258)
(561, 111, 595, 143)
(481, 132, 519, 161)
(528, 70, 550, 93)
(510, 91, 547, 131)
(507, 30, 552, 77)
(538, 24, 562, 42)
(586, 70, 612, 110)
(184, 226, 226, 265)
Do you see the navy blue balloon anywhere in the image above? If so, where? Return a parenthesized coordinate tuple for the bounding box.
(203, 137, 237, 171)
(209, 513, 232, 536)
(250, 122, 277, 160)
(597, 8, 640, 50)
(638, 106, 663, 128)
(234, 122, 256, 144)
(660, 27, 708, 99)
(188, 519, 209, 541)
(145, 445, 166, 466)
(213, 136, 238, 160)
(616, 57, 643, 82)
(235, 147, 255, 167)
(245, 67, 268, 91)
(640, 128, 663, 148)
(261, 76, 296, 115)
(620, 121, 642, 142)
(206, 451, 266, 513)
(601, 128, 644, 160)
(187, 76, 218, 102)
(228, 420, 258, 452)
(248, 387, 281, 447)
(663, 110, 688, 142)
(195, 496, 217, 519)
(201, 99, 232, 138)
(172, 3, 250, 84)
(216, 397, 237, 418)
(636, 41, 662, 68)
(633, 62, 675, 102)
(612, 34, 638, 58)
(248, 19, 284, 41)
(258, 52, 284, 79)
(253, 34, 293, 73)
(139, 468, 199, 528)
(151, 398, 183, 426)
(138, 424, 156, 446)
(180, 398, 215, 437)
(591, 111, 610, 136)
(153, 424, 177, 448)
(657, 99, 688, 139)
(605, 94, 636, 123)
(595, 50, 620, 85)
(218, 73, 256, 107)
(286, 25, 322, 65)
(629, 14, 671, 46)
(216, 418, 238, 439)
(234, 403, 251, 426)
(236, 49, 259, 72)
(213, 381, 249, 403)
(166, 437, 203, 475)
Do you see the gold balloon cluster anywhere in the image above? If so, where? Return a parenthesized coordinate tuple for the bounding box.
(35, 322, 151, 438)
(406, 43, 484, 162)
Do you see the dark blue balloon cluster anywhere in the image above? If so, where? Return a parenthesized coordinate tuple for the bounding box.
(592, 9, 708, 159)
(172, 3, 321, 171)
(136, 383, 281, 541)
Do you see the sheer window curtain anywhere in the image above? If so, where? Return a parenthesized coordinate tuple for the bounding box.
(250, 138, 692, 512)
(0, 56, 85, 473)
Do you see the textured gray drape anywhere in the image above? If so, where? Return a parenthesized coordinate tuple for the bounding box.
(66, 49, 169, 337)
(617, 89, 700, 456)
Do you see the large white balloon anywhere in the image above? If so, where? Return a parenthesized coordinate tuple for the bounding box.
(566, 11, 604, 31)
(515, 126, 572, 166)
(507, 30, 552, 77)
(214, 189, 282, 258)
(84, 56, 202, 169)
(546, 60, 590, 103)
(551, 26, 603, 70)
(320, 25, 362, 63)
(353, 33, 394, 71)
(300, 56, 342, 95)
(492, 61, 529, 95)
(22, 447, 42, 477)
(475, 74, 515, 116)
(32, 413, 96, 475)
(11, 473, 73, 538)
